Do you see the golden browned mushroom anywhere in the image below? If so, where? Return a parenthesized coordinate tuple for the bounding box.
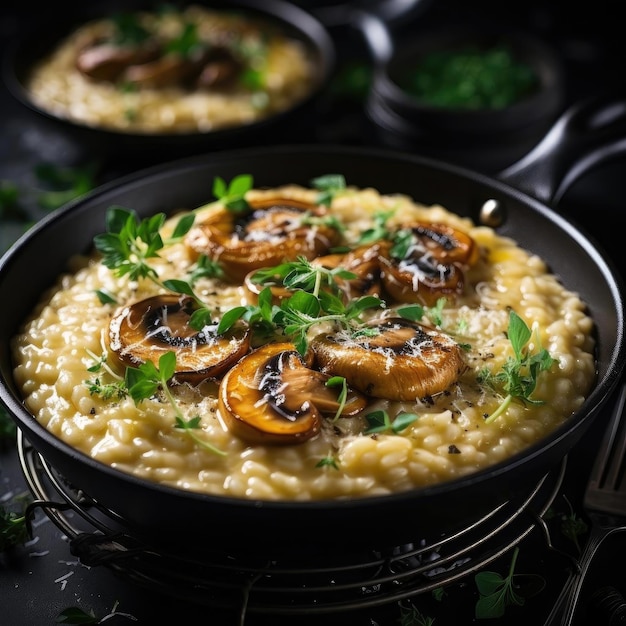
(108, 294, 250, 385)
(75, 42, 161, 82)
(399, 221, 478, 265)
(218, 342, 367, 445)
(122, 54, 201, 89)
(195, 47, 242, 89)
(379, 222, 478, 306)
(185, 196, 342, 282)
(242, 269, 293, 305)
(309, 317, 464, 401)
(312, 242, 385, 301)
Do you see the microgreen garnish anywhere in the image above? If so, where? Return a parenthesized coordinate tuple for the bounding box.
(187, 253, 224, 284)
(0, 404, 17, 445)
(220, 258, 384, 354)
(212, 174, 252, 213)
(94, 206, 214, 327)
(364, 409, 419, 435)
(316, 455, 339, 470)
(164, 21, 202, 58)
(111, 12, 151, 45)
(95, 289, 117, 305)
(326, 376, 348, 422)
(478, 310, 556, 423)
(474, 547, 525, 618)
(86, 377, 128, 401)
(94, 206, 167, 282)
(398, 601, 435, 626)
(161, 278, 213, 328)
(356, 209, 395, 245)
(251, 256, 356, 294)
(0, 180, 26, 220)
(55, 606, 99, 624)
(559, 495, 588, 554)
(56, 600, 135, 624)
(34, 162, 98, 211)
(125, 352, 225, 456)
(85, 349, 129, 399)
(390, 228, 415, 259)
(397, 297, 447, 328)
(0, 494, 31, 552)
(311, 174, 346, 207)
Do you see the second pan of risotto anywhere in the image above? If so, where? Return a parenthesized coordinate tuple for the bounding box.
(0, 144, 624, 556)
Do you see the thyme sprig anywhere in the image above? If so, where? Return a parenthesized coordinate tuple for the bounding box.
(364, 409, 419, 435)
(86, 351, 225, 456)
(220, 258, 384, 354)
(474, 547, 530, 618)
(212, 174, 252, 213)
(125, 352, 226, 456)
(0, 404, 17, 445)
(311, 173, 346, 206)
(93, 205, 215, 328)
(0, 493, 31, 552)
(478, 310, 556, 424)
(93, 173, 349, 332)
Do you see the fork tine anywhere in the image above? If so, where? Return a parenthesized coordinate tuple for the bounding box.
(584, 382, 626, 517)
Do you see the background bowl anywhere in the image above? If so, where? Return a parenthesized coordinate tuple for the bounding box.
(2, 0, 336, 168)
(365, 25, 566, 172)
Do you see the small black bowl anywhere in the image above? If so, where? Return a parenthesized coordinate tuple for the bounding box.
(365, 26, 566, 173)
(2, 0, 335, 168)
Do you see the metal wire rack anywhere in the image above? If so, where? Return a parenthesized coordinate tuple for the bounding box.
(17, 430, 566, 617)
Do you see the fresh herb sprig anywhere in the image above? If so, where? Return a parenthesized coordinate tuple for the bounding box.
(56, 600, 135, 624)
(250, 255, 356, 296)
(212, 174, 253, 213)
(124, 351, 225, 456)
(316, 454, 339, 470)
(398, 602, 435, 626)
(311, 174, 346, 207)
(93, 205, 215, 328)
(34, 162, 98, 211)
(220, 257, 384, 354)
(474, 547, 532, 619)
(558, 495, 588, 554)
(478, 310, 556, 423)
(356, 209, 395, 245)
(0, 494, 31, 552)
(0, 404, 17, 445)
(86, 350, 225, 456)
(364, 409, 419, 435)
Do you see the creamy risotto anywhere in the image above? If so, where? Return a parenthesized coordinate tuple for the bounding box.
(11, 181, 597, 500)
(24, 5, 317, 134)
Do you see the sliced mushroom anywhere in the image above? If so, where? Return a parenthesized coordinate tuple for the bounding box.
(185, 196, 342, 282)
(195, 47, 242, 89)
(309, 317, 464, 401)
(398, 221, 478, 266)
(108, 294, 250, 385)
(122, 54, 201, 89)
(75, 42, 161, 82)
(312, 242, 385, 301)
(379, 222, 478, 306)
(242, 269, 292, 305)
(218, 342, 367, 445)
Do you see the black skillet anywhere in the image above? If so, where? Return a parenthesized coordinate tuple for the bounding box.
(0, 95, 624, 559)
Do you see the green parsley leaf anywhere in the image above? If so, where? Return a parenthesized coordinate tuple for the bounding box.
(478, 310, 557, 423)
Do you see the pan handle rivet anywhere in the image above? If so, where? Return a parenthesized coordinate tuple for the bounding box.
(479, 199, 505, 228)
